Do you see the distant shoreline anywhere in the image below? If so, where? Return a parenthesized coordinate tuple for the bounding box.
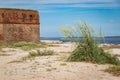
(40, 37, 120, 44)
(41, 36, 120, 38)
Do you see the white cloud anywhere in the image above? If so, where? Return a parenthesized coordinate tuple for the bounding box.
(36, 0, 115, 4)
(0, 0, 34, 4)
(0, 0, 117, 4)
(67, 3, 119, 8)
(0, 0, 119, 10)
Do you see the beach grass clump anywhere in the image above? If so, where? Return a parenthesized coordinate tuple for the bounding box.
(22, 49, 55, 60)
(0, 42, 47, 51)
(105, 65, 120, 76)
(61, 22, 120, 65)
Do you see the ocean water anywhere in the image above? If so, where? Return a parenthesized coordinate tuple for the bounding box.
(41, 37, 120, 44)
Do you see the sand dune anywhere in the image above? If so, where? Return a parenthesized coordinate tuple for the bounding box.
(0, 42, 120, 80)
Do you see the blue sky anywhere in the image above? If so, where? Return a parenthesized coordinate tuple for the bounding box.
(0, 0, 120, 37)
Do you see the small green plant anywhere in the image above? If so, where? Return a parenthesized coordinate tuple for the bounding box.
(46, 68, 52, 72)
(8, 60, 23, 63)
(0, 48, 2, 51)
(61, 22, 120, 65)
(0, 42, 47, 51)
(46, 68, 56, 72)
(105, 65, 120, 76)
(60, 63, 67, 66)
(22, 49, 55, 60)
(0, 53, 12, 56)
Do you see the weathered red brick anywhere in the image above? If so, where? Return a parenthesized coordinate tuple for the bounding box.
(0, 8, 40, 43)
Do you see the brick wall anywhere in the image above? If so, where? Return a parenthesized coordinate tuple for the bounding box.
(0, 24, 3, 42)
(0, 9, 40, 43)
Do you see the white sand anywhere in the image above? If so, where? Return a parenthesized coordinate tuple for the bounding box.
(0, 42, 120, 80)
(108, 49, 120, 55)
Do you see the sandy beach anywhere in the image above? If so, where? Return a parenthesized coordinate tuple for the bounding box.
(0, 40, 120, 80)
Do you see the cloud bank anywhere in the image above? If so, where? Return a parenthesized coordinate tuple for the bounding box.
(0, 0, 119, 12)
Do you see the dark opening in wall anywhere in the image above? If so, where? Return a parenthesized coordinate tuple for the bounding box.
(29, 14, 33, 22)
(2, 13, 4, 18)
